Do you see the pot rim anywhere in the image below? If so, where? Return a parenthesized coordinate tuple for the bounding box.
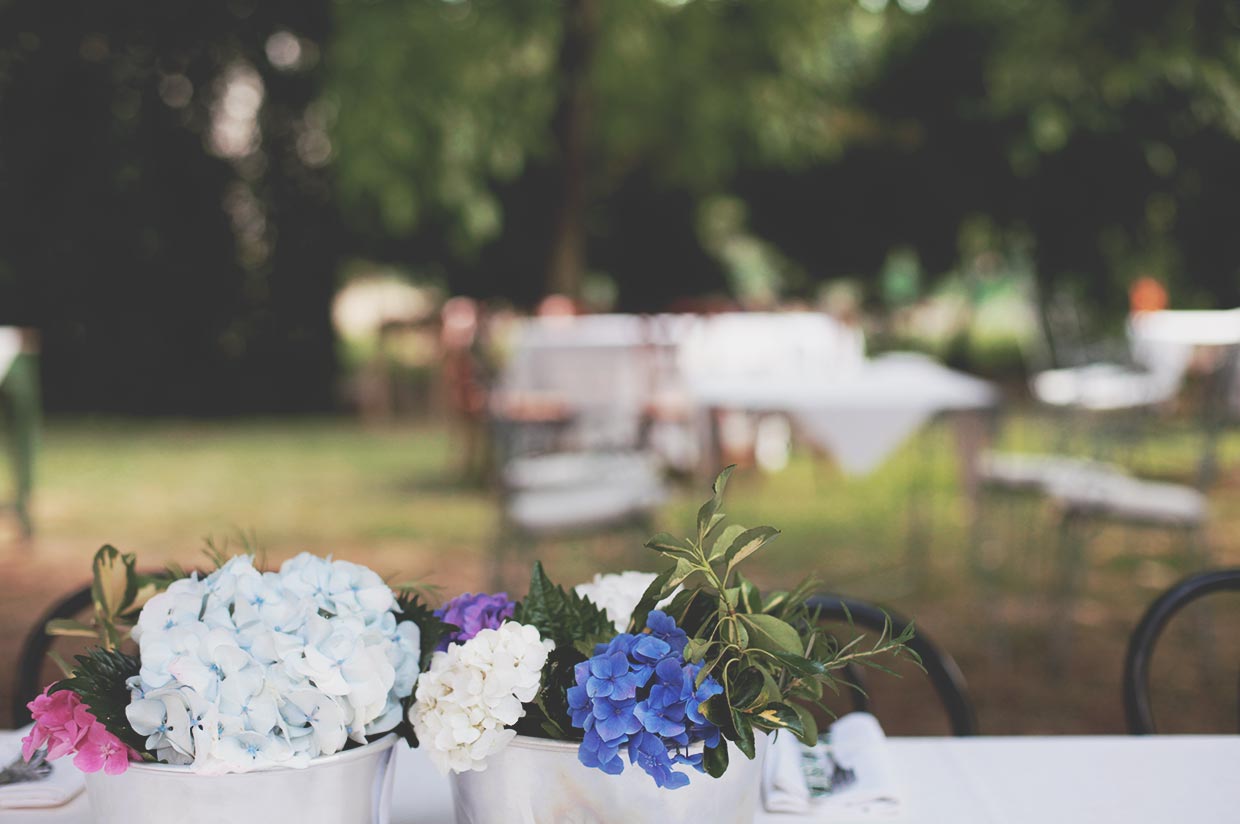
(114, 733, 399, 777)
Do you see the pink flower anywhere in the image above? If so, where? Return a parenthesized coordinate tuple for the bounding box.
(22, 687, 86, 761)
(72, 725, 134, 775)
(22, 685, 138, 774)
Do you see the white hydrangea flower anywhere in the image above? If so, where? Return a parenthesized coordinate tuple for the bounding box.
(573, 571, 666, 632)
(410, 622, 553, 775)
(125, 686, 201, 764)
(128, 553, 421, 773)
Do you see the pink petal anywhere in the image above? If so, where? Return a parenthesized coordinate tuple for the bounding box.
(72, 746, 104, 773)
(103, 751, 130, 775)
(20, 725, 48, 761)
(45, 729, 79, 761)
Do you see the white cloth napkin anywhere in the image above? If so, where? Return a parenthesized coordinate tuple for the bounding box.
(0, 728, 86, 809)
(763, 713, 902, 818)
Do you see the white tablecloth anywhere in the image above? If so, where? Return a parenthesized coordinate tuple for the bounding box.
(691, 352, 998, 475)
(9, 732, 1237, 824)
(1128, 308, 1240, 347)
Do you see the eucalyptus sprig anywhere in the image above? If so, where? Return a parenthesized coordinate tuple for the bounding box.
(629, 466, 918, 778)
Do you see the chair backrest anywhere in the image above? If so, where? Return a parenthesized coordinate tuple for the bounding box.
(1123, 568, 1240, 734)
(1192, 344, 1240, 493)
(806, 594, 978, 736)
(12, 583, 94, 726)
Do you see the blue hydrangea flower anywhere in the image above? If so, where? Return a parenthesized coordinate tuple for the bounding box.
(569, 610, 723, 788)
(587, 651, 644, 700)
(628, 731, 690, 789)
(578, 728, 624, 775)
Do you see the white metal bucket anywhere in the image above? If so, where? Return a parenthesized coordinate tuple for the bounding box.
(451, 734, 768, 824)
(84, 735, 399, 824)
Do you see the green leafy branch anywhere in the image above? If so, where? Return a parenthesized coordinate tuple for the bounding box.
(511, 562, 614, 741)
(630, 467, 918, 778)
(45, 546, 179, 654)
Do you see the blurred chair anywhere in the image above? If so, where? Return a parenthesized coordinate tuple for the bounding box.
(806, 594, 978, 736)
(492, 451, 666, 588)
(1123, 568, 1240, 734)
(1045, 344, 1238, 657)
(0, 327, 40, 537)
(13, 582, 94, 725)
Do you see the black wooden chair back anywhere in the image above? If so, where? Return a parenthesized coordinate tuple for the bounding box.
(1123, 568, 1240, 734)
(807, 594, 978, 737)
(12, 583, 94, 726)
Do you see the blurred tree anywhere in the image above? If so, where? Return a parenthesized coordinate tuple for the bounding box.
(332, 0, 1240, 315)
(0, 0, 338, 413)
(742, 0, 1240, 312)
(327, 0, 868, 307)
(5, 0, 1240, 416)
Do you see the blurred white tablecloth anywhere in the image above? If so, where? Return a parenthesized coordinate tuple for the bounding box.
(9, 732, 1236, 824)
(690, 352, 998, 475)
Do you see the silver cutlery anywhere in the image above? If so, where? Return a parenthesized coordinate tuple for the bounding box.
(0, 749, 53, 786)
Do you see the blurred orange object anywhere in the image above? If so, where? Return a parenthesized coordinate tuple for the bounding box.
(1129, 276, 1168, 313)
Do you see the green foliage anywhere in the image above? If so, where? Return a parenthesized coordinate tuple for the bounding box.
(512, 561, 615, 649)
(48, 546, 179, 652)
(511, 562, 614, 740)
(50, 650, 146, 754)
(393, 590, 454, 675)
(637, 467, 917, 751)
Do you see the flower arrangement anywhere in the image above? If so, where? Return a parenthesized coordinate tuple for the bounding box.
(22, 468, 914, 797)
(22, 545, 434, 776)
(411, 468, 916, 788)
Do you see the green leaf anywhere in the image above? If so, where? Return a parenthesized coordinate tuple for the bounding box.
(666, 557, 698, 589)
(758, 666, 783, 705)
(768, 651, 827, 677)
(703, 739, 729, 778)
(512, 562, 613, 647)
(395, 590, 455, 673)
(700, 694, 734, 733)
(683, 636, 710, 664)
(45, 619, 99, 639)
(738, 613, 804, 656)
(51, 649, 145, 752)
(91, 545, 137, 621)
(732, 708, 756, 759)
(708, 523, 747, 563)
(734, 572, 762, 613)
(696, 465, 735, 543)
(644, 533, 699, 561)
(656, 586, 719, 641)
(753, 702, 804, 738)
(629, 566, 676, 633)
(789, 702, 819, 746)
(723, 526, 780, 571)
(728, 668, 764, 709)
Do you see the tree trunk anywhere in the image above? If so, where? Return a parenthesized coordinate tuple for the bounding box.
(545, 0, 598, 300)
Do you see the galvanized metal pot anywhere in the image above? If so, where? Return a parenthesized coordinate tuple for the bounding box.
(451, 734, 768, 824)
(84, 734, 399, 824)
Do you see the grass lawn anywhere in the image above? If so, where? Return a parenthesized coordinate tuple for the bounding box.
(2, 414, 1238, 734)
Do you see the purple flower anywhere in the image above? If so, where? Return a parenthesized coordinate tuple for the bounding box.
(433, 592, 516, 650)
